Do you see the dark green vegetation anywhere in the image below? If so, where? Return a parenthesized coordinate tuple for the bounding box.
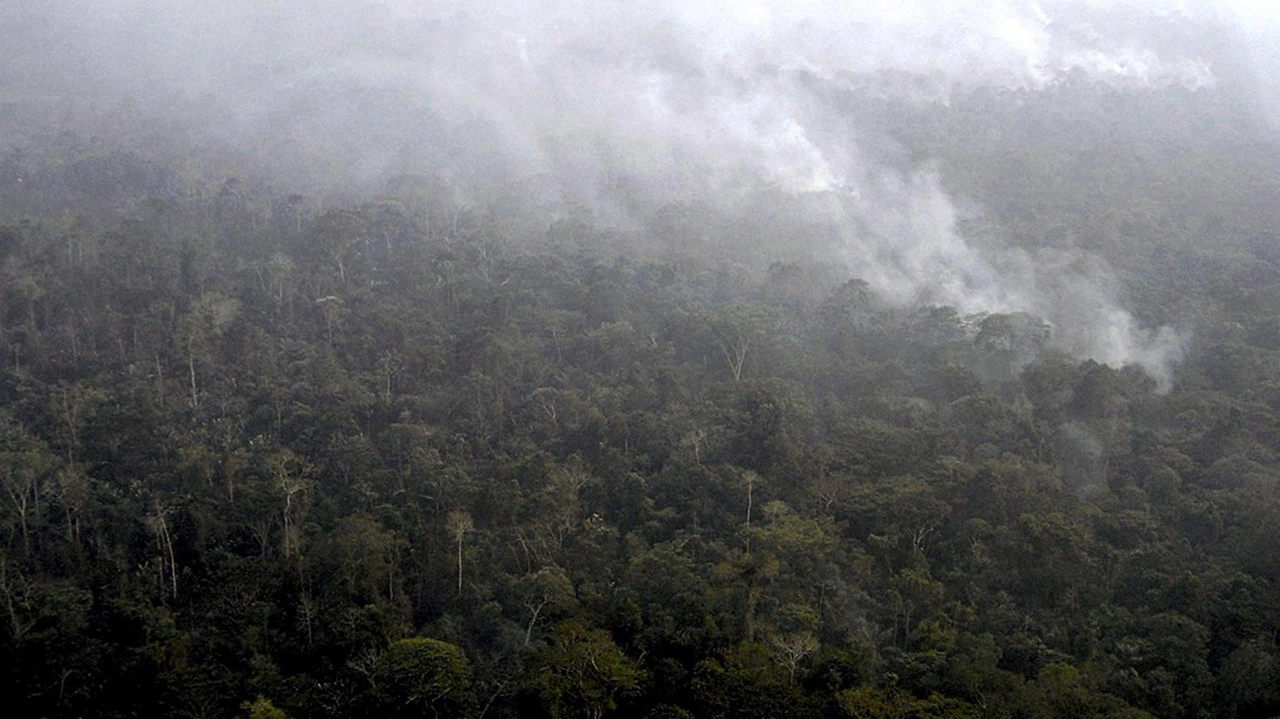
(2, 82, 1280, 719)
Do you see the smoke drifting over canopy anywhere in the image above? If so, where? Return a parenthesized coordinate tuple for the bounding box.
(2, 0, 1275, 385)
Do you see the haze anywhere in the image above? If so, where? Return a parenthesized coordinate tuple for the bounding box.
(3, 0, 1278, 386)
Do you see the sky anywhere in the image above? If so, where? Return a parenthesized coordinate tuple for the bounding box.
(2, 0, 1277, 385)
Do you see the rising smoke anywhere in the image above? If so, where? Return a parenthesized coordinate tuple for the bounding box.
(1, 0, 1272, 386)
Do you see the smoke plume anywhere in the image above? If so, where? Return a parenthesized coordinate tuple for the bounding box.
(3, 0, 1271, 385)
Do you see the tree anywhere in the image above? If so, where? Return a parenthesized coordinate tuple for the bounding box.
(243, 696, 290, 719)
(834, 685, 981, 718)
(145, 502, 178, 599)
(175, 292, 240, 407)
(0, 422, 58, 556)
(515, 565, 578, 648)
(768, 630, 819, 684)
(531, 621, 642, 719)
(742, 469, 762, 553)
(710, 305, 776, 383)
(267, 449, 311, 561)
(446, 510, 474, 595)
(373, 637, 476, 718)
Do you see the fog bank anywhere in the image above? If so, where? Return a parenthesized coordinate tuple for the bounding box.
(4, 0, 1275, 385)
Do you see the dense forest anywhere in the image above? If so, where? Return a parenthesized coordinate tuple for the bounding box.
(4, 8, 1280, 719)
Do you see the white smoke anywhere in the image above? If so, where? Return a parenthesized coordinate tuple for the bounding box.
(0, 0, 1240, 385)
(812, 171, 1188, 387)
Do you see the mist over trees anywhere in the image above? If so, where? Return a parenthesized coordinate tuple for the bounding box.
(1, 1, 1280, 718)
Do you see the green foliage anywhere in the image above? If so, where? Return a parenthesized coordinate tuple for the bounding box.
(529, 621, 642, 719)
(835, 686, 981, 719)
(0, 76, 1278, 718)
(243, 696, 290, 719)
(372, 637, 476, 718)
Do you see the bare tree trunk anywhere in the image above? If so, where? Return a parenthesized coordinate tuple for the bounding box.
(456, 536, 464, 594)
(187, 348, 198, 408)
(523, 597, 547, 647)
